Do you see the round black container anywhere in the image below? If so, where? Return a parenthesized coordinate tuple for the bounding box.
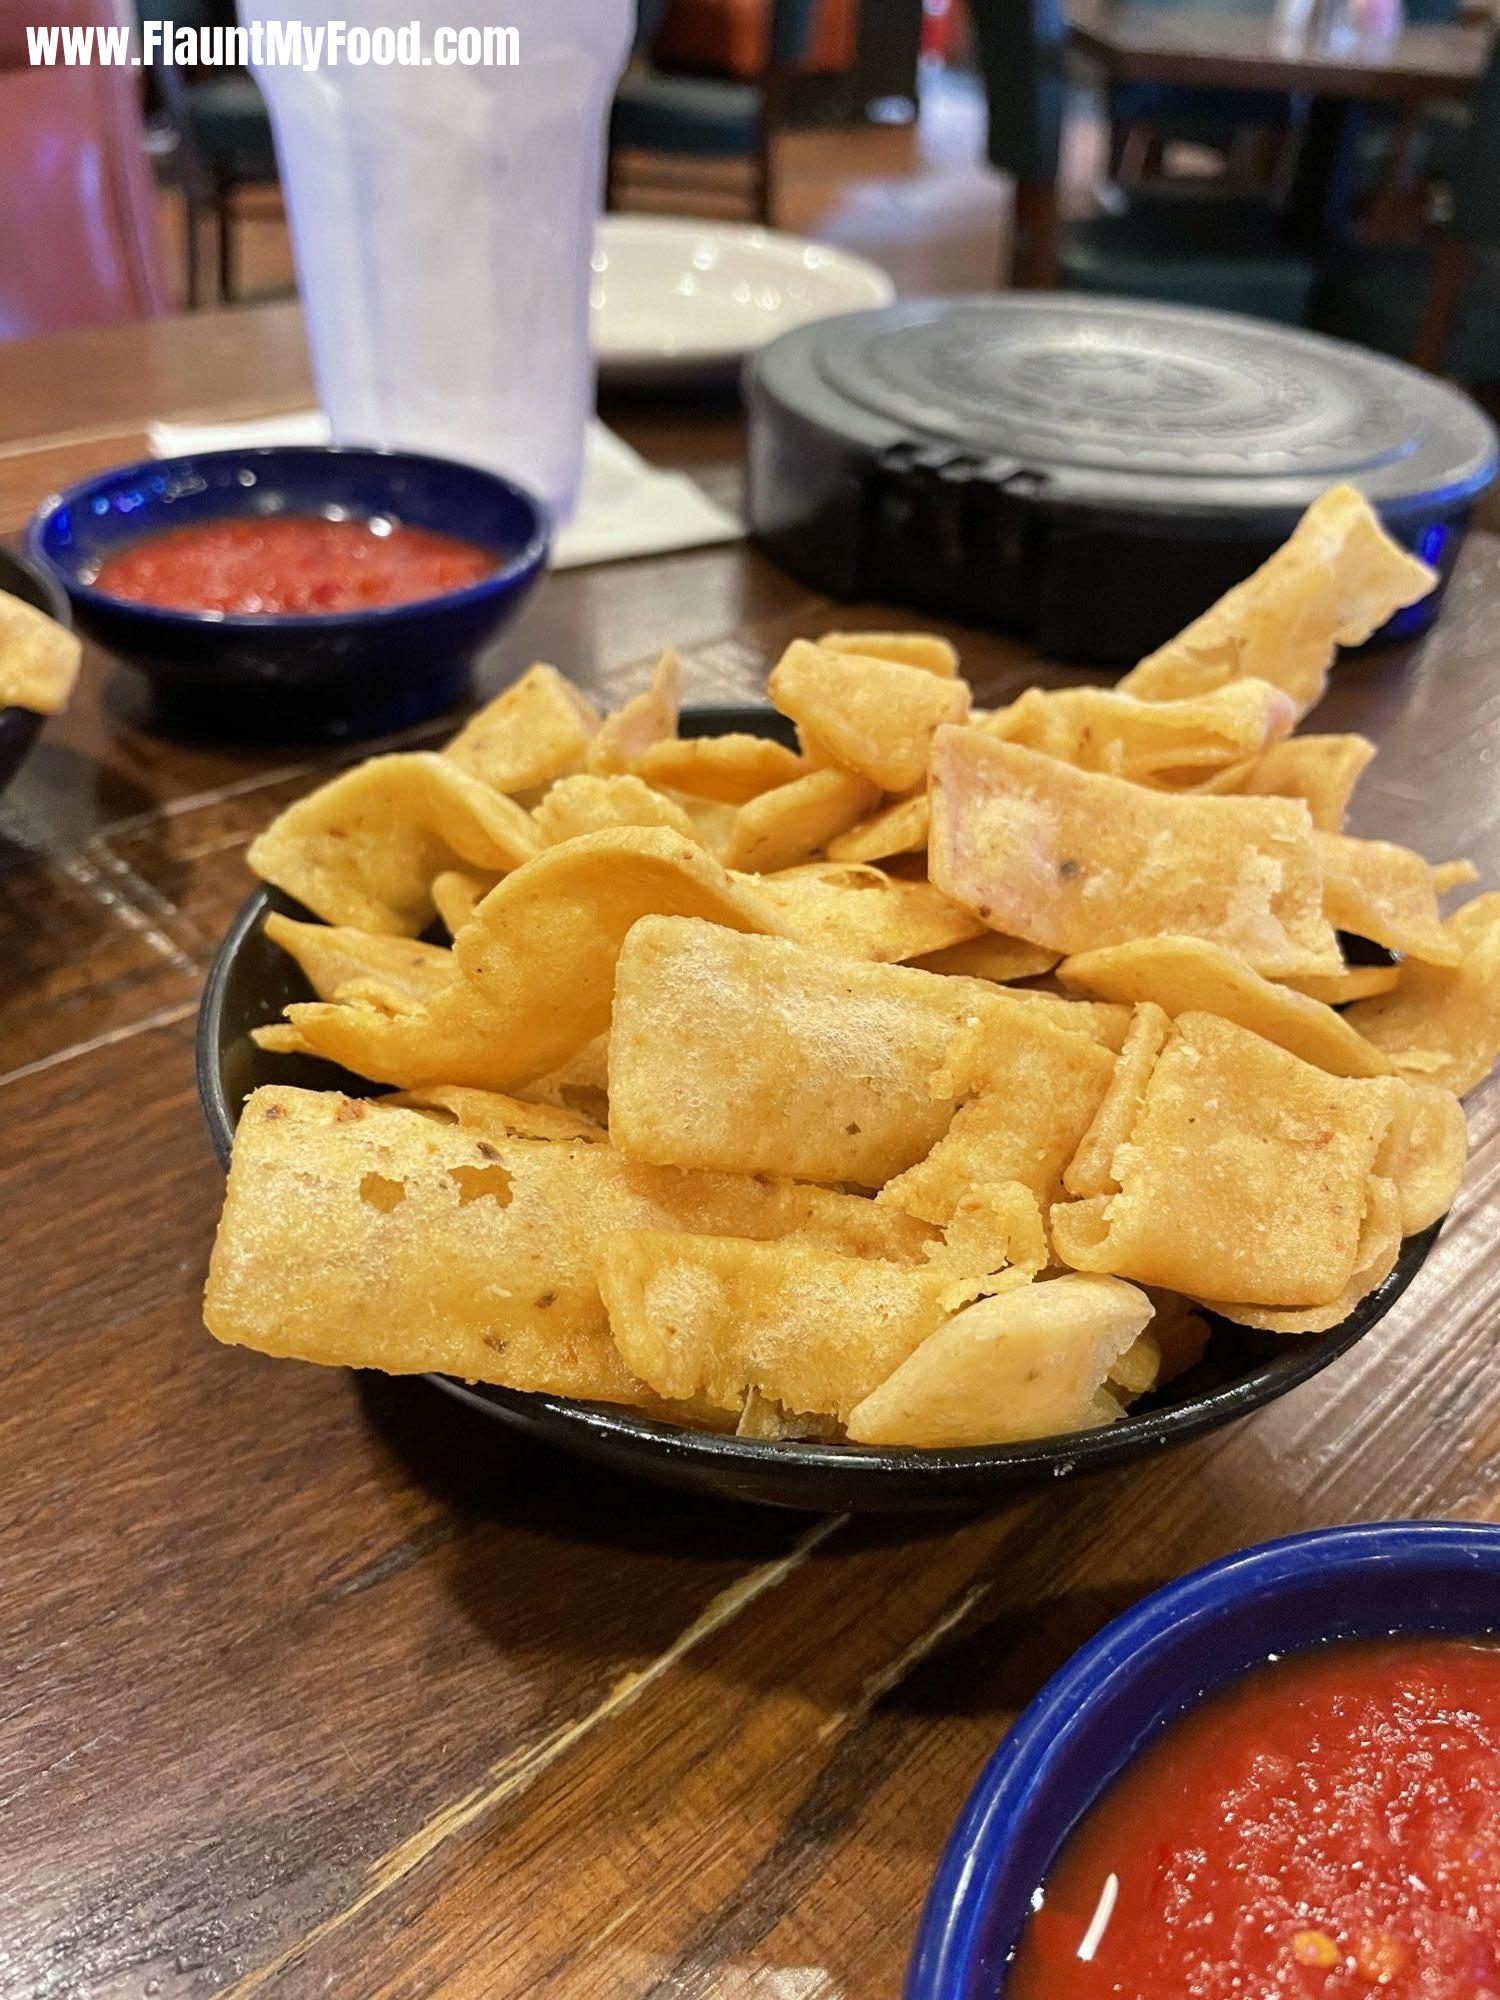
(745, 295, 1498, 667)
(0, 545, 72, 796)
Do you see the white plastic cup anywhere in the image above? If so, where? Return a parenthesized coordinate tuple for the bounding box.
(237, 0, 633, 522)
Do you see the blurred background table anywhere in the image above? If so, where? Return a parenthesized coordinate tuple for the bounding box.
(1, 302, 1499, 2000)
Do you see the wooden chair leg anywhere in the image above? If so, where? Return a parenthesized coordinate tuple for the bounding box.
(216, 178, 235, 304)
(1412, 236, 1469, 374)
(1010, 179, 1061, 290)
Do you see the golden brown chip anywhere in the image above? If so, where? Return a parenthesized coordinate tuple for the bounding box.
(1433, 859, 1480, 896)
(1050, 1012, 1399, 1306)
(746, 862, 984, 964)
(845, 1275, 1155, 1448)
(922, 1182, 1050, 1300)
(1057, 936, 1393, 1079)
(0, 587, 82, 715)
(431, 868, 501, 935)
(1344, 892, 1500, 1097)
(250, 1022, 316, 1056)
(816, 630, 959, 677)
(206, 1090, 934, 1402)
(1316, 832, 1462, 967)
(385, 1084, 605, 1144)
(444, 664, 600, 793)
(826, 791, 930, 865)
(530, 772, 698, 847)
(1200, 1175, 1403, 1334)
(1280, 963, 1401, 1006)
(587, 649, 680, 774)
(264, 913, 456, 1006)
(907, 934, 1060, 982)
(608, 916, 1002, 1187)
(598, 1230, 953, 1422)
(248, 753, 540, 935)
(1376, 1079, 1466, 1233)
(1062, 1003, 1172, 1201)
(929, 727, 1339, 977)
(1236, 734, 1375, 832)
(982, 678, 1294, 786)
(768, 639, 970, 792)
(722, 766, 881, 874)
(519, 1034, 611, 1123)
(636, 734, 806, 804)
(1118, 486, 1435, 717)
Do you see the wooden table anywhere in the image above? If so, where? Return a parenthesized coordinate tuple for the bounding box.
(2, 303, 1499, 2000)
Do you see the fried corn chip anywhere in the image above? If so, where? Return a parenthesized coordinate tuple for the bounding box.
(530, 772, 698, 847)
(386, 1084, 605, 1144)
(1119, 487, 1435, 716)
(519, 1034, 610, 1124)
(746, 862, 985, 964)
(608, 916, 1002, 1186)
(1280, 962, 1401, 1006)
(826, 791, 930, 865)
(1316, 832, 1462, 966)
(431, 868, 500, 935)
(1058, 936, 1393, 1078)
(1050, 1012, 1399, 1306)
(598, 1230, 954, 1421)
(0, 587, 82, 715)
(734, 1391, 841, 1442)
(723, 766, 881, 874)
(880, 1019, 1116, 1220)
(587, 649, 679, 774)
(1433, 859, 1480, 896)
(768, 639, 970, 792)
(1201, 1175, 1404, 1334)
(264, 913, 456, 1007)
(816, 630, 959, 677)
(929, 728, 1339, 977)
(248, 753, 540, 935)
(206, 1091, 935, 1402)
(921, 1182, 1050, 1299)
(1062, 1003, 1172, 1201)
(982, 678, 1295, 786)
(636, 733, 805, 804)
(1236, 734, 1375, 832)
(1377, 1079, 1466, 1233)
(251, 1022, 316, 1056)
(846, 1275, 1155, 1448)
(1344, 891, 1500, 1096)
(908, 934, 1060, 982)
(444, 664, 601, 793)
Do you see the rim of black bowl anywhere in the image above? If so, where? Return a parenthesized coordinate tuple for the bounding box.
(194, 696, 1443, 1497)
(0, 539, 74, 628)
(27, 442, 551, 632)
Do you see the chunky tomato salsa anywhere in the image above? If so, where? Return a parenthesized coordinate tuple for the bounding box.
(94, 515, 496, 615)
(1008, 1636, 1500, 1999)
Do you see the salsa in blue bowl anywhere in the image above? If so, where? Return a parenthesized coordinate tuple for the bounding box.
(28, 445, 549, 740)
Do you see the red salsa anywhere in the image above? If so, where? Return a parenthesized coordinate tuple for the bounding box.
(1008, 1636, 1500, 2000)
(94, 515, 496, 615)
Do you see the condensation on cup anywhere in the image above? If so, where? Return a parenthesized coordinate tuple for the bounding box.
(239, 0, 634, 524)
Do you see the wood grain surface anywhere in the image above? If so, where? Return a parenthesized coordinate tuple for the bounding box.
(1, 304, 1497, 2000)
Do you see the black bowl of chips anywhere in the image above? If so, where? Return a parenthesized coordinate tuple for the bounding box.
(0, 545, 74, 795)
(197, 700, 1444, 1514)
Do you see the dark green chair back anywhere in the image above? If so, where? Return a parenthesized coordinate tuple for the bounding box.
(1453, 30, 1500, 248)
(968, 0, 1068, 184)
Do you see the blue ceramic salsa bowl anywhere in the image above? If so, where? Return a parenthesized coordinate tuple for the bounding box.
(28, 445, 549, 739)
(907, 1519, 1500, 1998)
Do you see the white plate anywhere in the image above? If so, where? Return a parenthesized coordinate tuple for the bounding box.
(590, 216, 896, 385)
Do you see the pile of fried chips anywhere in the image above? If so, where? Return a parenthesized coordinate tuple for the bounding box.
(204, 486, 1500, 1451)
(0, 588, 81, 717)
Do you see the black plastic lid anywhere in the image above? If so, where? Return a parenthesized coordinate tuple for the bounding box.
(749, 294, 1497, 527)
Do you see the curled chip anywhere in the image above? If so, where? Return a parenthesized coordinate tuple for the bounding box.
(909, 934, 1059, 982)
(768, 639, 970, 792)
(1281, 962, 1401, 1006)
(845, 1274, 1155, 1447)
(598, 1230, 954, 1422)
(248, 752, 540, 935)
(530, 773, 698, 847)
(826, 791, 930, 865)
(746, 862, 985, 963)
(608, 916, 999, 1187)
(1050, 1012, 1399, 1307)
(263, 913, 456, 1006)
(637, 733, 805, 804)
(431, 868, 500, 935)
(1376, 1079, 1467, 1233)
(444, 663, 600, 794)
(1236, 733, 1375, 831)
(1345, 891, 1500, 1097)
(1058, 935, 1393, 1078)
(0, 586, 83, 714)
(206, 1091, 936, 1402)
(387, 1084, 606, 1143)
(982, 678, 1295, 786)
(1062, 1003, 1172, 1201)
(1201, 1175, 1404, 1335)
(1118, 486, 1435, 716)
(1315, 832, 1463, 966)
(816, 629, 959, 677)
(723, 766, 880, 874)
(588, 649, 679, 774)
(930, 727, 1340, 977)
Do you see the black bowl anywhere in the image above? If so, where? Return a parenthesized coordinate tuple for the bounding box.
(0, 544, 72, 794)
(196, 703, 1441, 1511)
(28, 445, 549, 741)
